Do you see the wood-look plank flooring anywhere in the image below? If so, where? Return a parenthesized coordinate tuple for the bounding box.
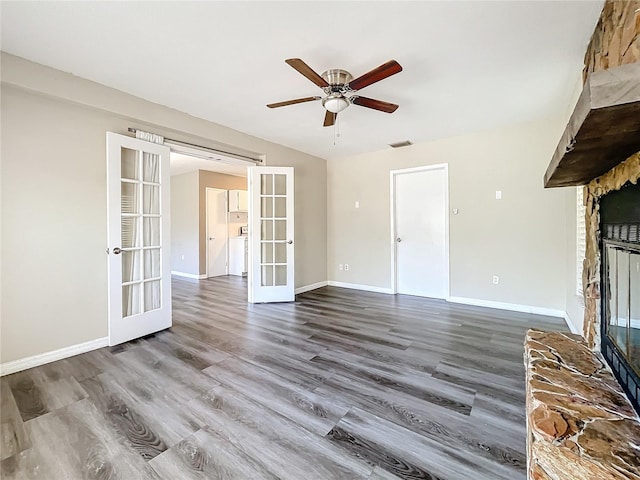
(1, 276, 568, 479)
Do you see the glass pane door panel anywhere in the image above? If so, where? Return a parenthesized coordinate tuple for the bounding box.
(122, 251, 141, 283)
(143, 217, 160, 246)
(610, 250, 629, 356)
(275, 265, 287, 286)
(144, 281, 161, 312)
(122, 284, 141, 317)
(274, 174, 286, 195)
(261, 265, 274, 286)
(274, 243, 287, 263)
(630, 251, 640, 325)
(121, 217, 139, 248)
(274, 220, 286, 241)
(261, 197, 273, 218)
(607, 246, 618, 327)
(143, 185, 160, 214)
(261, 220, 274, 240)
(121, 183, 140, 213)
(121, 148, 139, 180)
(274, 197, 286, 217)
(261, 243, 274, 263)
(618, 251, 630, 327)
(142, 153, 160, 183)
(144, 249, 161, 279)
(630, 251, 640, 375)
(261, 174, 273, 195)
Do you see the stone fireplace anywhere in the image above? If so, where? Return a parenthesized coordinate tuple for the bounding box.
(525, 1, 640, 479)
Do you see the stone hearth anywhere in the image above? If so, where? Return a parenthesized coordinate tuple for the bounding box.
(524, 330, 640, 480)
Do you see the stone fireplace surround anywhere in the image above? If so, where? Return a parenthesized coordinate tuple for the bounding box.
(525, 2, 640, 477)
(525, 153, 640, 480)
(583, 152, 640, 350)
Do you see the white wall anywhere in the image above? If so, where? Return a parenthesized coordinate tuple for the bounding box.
(170, 171, 200, 276)
(328, 118, 570, 311)
(1, 53, 327, 364)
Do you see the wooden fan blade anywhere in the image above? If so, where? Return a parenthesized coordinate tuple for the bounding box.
(348, 60, 402, 91)
(351, 96, 399, 113)
(285, 58, 329, 88)
(323, 110, 337, 127)
(267, 96, 321, 108)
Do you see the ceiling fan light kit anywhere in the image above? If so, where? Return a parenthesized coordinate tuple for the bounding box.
(267, 58, 402, 127)
(322, 93, 350, 113)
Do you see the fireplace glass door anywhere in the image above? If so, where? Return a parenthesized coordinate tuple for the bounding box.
(604, 242, 640, 377)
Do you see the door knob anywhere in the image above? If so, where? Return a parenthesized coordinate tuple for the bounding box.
(396, 237, 402, 243)
(209, 237, 215, 240)
(113, 247, 122, 255)
(287, 240, 293, 244)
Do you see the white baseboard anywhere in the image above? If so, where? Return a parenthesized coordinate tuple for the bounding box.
(0, 337, 109, 377)
(171, 271, 207, 280)
(446, 296, 566, 318)
(328, 281, 393, 295)
(563, 312, 583, 335)
(295, 281, 329, 295)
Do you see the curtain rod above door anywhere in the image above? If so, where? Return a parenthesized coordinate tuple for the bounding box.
(127, 128, 263, 164)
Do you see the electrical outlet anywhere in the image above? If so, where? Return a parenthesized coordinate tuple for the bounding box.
(339, 264, 343, 271)
(493, 275, 499, 285)
(344, 264, 350, 271)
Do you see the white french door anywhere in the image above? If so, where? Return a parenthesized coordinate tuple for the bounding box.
(107, 132, 171, 346)
(248, 167, 295, 303)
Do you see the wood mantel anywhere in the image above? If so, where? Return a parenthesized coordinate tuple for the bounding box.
(544, 62, 640, 188)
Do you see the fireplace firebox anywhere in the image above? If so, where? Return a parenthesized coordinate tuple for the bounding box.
(600, 182, 640, 415)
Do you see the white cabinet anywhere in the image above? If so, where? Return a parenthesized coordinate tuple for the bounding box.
(228, 190, 248, 212)
(229, 236, 248, 276)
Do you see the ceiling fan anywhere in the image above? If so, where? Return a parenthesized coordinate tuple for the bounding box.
(267, 58, 403, 127)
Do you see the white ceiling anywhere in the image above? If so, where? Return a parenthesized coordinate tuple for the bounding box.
(170, 152, 248, 177)
(1, 1, 603, 161)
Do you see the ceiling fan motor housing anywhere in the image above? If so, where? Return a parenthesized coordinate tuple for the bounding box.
(321, 69, 353, 89)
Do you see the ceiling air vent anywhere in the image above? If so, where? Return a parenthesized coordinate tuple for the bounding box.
(389, 140, 413, 148)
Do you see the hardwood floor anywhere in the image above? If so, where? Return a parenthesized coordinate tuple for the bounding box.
(1, 276, 568, 479)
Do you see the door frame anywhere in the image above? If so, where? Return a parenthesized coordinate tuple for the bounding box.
(205, 187, 229, 278)
(389, 164, 450, 296)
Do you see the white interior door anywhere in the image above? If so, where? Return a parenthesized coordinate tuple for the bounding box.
(248, 167, 295, 303)
(206, 188, 228, 277)
(107, 132, 171, 346)
(393, 165, 449, 298)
